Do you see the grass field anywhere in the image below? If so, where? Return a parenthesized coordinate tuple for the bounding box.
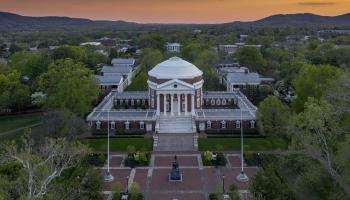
(86, 138, 153, 152)
(198, 137, 288, 151)
(0, 113, 43, 134)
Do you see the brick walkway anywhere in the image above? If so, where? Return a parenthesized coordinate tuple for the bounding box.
(100, 152, 258, 200)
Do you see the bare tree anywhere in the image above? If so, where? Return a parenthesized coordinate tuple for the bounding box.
(1, 132, 89, 199)
(289, 98, 350, 196)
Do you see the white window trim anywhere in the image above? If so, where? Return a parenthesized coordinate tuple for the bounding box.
(206, 120, 212, 128)
(221, 120, 226, 129)
(236, 120, 241, 128)
(96, 121, 101, 130)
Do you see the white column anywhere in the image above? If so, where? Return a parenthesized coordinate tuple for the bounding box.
(170, 94, 174, 116)
(156, 93, 160, 116)
(191, 93, 195, 116)
(177, 93, 181, 116)
(164, 94, 167, 116)
(185, 94, 188, 115)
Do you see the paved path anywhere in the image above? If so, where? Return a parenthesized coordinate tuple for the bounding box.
(0, 122, 43, 137)
(155, 134, 196, 151)
(100, 152, 257, 200)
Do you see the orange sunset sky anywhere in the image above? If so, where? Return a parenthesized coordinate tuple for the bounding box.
(1, 0, 350, 23)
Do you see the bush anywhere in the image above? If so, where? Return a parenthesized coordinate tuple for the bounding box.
(86, 153, 107, 167)
(115, 129, 146, 135)
(244, 152, 262, 166)
(209, 193, 218, 200)
(206, 128, 259, 135)
(111, 182, 122, 200)
(229, 184, 240, 200)
(201, 151, 227, 166)
(124, 151, 151, 167)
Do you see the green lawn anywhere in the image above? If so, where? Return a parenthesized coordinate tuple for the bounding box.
(198, 137, 288, 151)
(86, 138, 153, 152)
(0, 113, 43, 133)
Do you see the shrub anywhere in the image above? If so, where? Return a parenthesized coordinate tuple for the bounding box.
(111, 182, 122, 200)
(209, 193, 218, 200)
(86, 153, 107, 167)
(127, 145, 136, 156)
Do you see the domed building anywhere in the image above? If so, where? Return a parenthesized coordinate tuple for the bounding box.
(87, 56, 258, 134)
(148, 57, 204, 116)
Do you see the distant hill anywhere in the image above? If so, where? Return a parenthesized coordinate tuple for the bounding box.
(230, 13, 350, 27)
(1, 11, 350, 31)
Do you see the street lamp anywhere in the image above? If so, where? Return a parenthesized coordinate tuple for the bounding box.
(222, 175, 225, 194)
(236, 98, 249, 182)
(126, 176, 129, 194)
(104, 110, 114, 182)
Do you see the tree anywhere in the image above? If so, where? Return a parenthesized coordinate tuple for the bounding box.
(38, 59, 99, 116)
(325, 70, 350, 115)
(292, 64, 341, 113)
(236, 46, 266, 73)
(51, 45, 88, 63)
(42, 109, 89, 139)
(256, 96, 290, 136)
(289, 98, 350, 196)
(1, 133, 89, 199)
(249, 163, 296, 200)
(138, 48, 163, 71)
(8, 51, 50, 80)
(0, 70, 31, 111)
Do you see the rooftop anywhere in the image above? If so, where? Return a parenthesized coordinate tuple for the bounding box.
(95, 75, 123, 84)
(114, 91, 148, 99)
(148, 56, 203, 79)
(87, 110, 156, 121)
(111, 58, 135, 65)
(102, 66, 132, 74)
(226, 72, 261, 84)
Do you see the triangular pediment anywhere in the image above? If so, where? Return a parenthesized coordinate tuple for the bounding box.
(157, 79, 194, 91)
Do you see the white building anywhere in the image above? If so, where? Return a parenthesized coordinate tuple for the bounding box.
(166, 43, 181, 53)
(111, 58, 135, 68)
(95, 75, 125, 93)
(101, 66, 133, 86)
(88, 57, 258, 134)
(218, 45, 238, 54)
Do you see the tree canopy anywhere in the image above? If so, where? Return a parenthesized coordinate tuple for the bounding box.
(292, 64, 341, 113)
(38, 59, 99, 116)
(257, 96, 290, 136)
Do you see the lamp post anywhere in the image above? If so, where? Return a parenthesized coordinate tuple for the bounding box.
(126, 176, 129, 194)
(104, 110, 114, 182)
(236, 98, 249, 182)
(222, 175, 225, 194)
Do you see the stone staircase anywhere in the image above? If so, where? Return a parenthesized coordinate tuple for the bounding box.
(157, 115, 195, 133)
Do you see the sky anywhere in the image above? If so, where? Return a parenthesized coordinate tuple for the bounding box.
(1, 0, 350, 23)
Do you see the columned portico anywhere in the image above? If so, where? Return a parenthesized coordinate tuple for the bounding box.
(156, 91, 196, 116)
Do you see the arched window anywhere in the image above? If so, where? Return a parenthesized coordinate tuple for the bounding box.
(221, 120, 226, 129)
(206, 121, 212, 128)
(96, 121, 101, 130)
(250, 120, 255, 128)
(206, 99, 209, 105)
(211, 99, 215, 105)
(222, 99, 227, 105)
(216, 99, 221, 105)
(111, 121, 115, 129)
(140, 121, 145, 129)
(235, 120, 241, 128)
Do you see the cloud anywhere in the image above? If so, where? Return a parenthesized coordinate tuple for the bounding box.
(298, 1, 336, 6)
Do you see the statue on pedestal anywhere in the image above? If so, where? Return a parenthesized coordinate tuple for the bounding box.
(169, 155, 182, 182)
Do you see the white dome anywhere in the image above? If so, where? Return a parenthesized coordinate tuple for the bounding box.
(148, 56, 203, 79)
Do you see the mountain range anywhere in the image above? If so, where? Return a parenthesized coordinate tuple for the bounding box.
(1, 11, 350, 31)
